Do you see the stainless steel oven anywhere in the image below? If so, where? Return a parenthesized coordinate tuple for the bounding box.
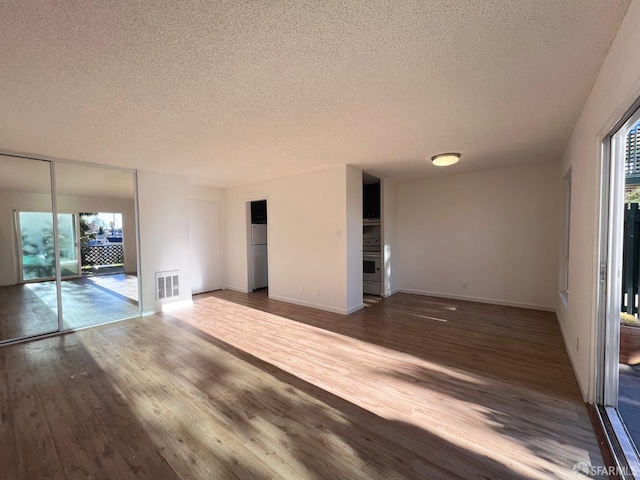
(363, 236, 382, 296)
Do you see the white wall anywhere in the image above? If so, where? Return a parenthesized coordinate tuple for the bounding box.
(558, 0, 640, 401)
(382, 178, 398, 296)
(188, 184, 225, 203)
(396, 162, 560, 310)
(0, 191, 136, 286)
(137, 170, 192, 313)
(225, 165, 360, 314)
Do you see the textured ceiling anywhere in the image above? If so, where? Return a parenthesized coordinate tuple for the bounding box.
(0, 0, 631, 187)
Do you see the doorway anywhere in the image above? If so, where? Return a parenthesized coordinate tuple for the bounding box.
(248, 199, 268, 292)
(363, 173, 381, 299)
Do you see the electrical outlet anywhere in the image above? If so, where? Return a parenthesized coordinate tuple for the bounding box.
(576, 337, 579, 352)
(316, 289, 320, 296)
(463, 281, 468, 289)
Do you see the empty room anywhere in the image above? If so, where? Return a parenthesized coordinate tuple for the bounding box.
(2, 1, 640, 478)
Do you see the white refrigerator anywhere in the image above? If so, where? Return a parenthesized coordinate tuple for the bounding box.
(251, 224, 268, 290)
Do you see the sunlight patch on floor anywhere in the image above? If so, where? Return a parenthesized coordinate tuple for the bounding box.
(65, 292, 601, 480)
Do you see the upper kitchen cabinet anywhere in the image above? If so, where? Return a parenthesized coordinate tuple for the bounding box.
(251, 200, 267, 224)
(363, 182, 380, 220)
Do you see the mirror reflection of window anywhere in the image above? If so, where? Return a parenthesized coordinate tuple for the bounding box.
(57, 213, 79, 276)
(18, 211, 56, 281)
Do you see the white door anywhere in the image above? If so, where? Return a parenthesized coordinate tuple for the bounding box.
(189, 200, 222, 294)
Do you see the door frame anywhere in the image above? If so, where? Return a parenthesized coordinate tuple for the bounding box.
(596, 98, 640, 475)
(58, 212, 82, 279)
(245, 197, 269, 293)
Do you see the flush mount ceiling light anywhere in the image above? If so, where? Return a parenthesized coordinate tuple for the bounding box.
(431, 153, 461, 167)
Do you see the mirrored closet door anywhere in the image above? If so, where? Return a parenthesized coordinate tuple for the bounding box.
(0, 156, 59, 342)
(54, 162, 140, 330)
(0, 155, 140, 344)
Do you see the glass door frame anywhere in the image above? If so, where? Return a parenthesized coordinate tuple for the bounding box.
(596, 99, 640, 477)
(57, 212, 82, 279)
(50, 159, 65, 334)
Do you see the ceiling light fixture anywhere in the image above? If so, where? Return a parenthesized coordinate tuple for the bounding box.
(431, 153, 461, 167)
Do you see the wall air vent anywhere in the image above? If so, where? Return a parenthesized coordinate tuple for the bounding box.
(156, 270, 180, 300)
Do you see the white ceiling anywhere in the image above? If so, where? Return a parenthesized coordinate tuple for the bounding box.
(0, 0, 631, 188)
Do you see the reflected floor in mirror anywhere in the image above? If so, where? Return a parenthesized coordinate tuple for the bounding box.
(0, 274, 139, 341)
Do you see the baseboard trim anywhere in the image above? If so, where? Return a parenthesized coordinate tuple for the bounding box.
(268, 294, 352, 315)
(161, 299, 194, 312)
(556, 311, 589, 401)
(346, 303, 365, 314)
(397, 289, 555, 312)
(226, 285, 250, 294)
(143, 299, 194, 316)
(384, 288, 400, 298)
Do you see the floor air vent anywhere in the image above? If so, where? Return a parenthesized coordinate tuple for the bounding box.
(156, 270, 180, 300)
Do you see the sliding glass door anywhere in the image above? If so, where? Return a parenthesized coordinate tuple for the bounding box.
(597, 104, 640, 475)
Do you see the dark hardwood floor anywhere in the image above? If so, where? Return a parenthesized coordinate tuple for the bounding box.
(0, 289, 604, 479)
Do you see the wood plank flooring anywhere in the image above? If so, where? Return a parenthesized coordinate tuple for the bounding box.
(0, 290, 604, 479)
(0, 274, 139, 342)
